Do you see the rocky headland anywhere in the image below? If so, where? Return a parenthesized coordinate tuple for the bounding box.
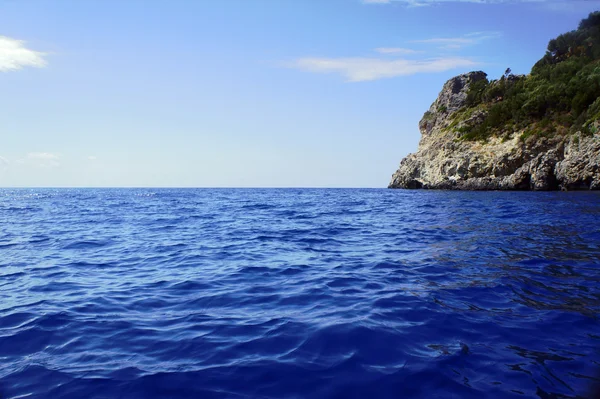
(389, 13, 600, 191)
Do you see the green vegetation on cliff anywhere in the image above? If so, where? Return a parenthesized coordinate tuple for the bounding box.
(455, 12, 600, 141)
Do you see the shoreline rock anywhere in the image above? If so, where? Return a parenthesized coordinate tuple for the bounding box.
(388, 72, 600, 191)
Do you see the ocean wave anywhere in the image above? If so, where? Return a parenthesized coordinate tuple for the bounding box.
(0, 188, 599, 398)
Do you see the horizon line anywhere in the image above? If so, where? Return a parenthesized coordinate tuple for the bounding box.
(0, 186, 386, 189)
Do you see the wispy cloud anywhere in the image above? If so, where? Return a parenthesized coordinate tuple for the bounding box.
(0, 156, 8, 171)
(27, 152, 59, 161)
(87, 155, 98, 161)
(285, 56, 478, 82)
(21, 152, 60, 167)
(374, 47, 420, 54)
(0, 36, 47, 72)
(412, 32, 501, 50)
(361, 0, 431, 5)
(362, 0, 430, 5)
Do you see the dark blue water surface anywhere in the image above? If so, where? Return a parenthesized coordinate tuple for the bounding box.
(1, 189, 599, 398)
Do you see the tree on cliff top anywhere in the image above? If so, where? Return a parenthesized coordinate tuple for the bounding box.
(458, 11, 600, 141)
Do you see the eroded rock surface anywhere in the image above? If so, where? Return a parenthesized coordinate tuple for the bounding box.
(388, 72, 600, 190)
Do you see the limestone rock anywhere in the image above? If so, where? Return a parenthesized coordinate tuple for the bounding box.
(388, 72, 600, 191)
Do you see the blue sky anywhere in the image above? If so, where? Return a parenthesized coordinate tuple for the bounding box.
(1, 0, 599, 187)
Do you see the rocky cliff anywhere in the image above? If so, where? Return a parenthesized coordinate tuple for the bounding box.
(388, 71, 600, 190)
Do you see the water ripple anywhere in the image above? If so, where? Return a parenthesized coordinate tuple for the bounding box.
(0, 188, 599, 398)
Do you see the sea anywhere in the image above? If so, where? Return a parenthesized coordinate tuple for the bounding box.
(0, 188, 599, 398)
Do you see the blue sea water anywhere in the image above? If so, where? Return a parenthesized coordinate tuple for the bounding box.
(0, 188, 599, 399)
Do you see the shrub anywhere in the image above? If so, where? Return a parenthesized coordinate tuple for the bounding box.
(458, 11, 600, 141)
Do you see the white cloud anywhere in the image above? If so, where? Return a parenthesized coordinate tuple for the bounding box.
(23, 152, 60, 167)
(87, 156, 98, 161)
(412, 32, 501, 50)
(0, 36, 47, 72)
(362, 0, 391, 3)
(0, 156, 8, 171)
(374, 47, 420, 54)
(27, 152, 59, 160)
(414, 38, 474, 45)
(440, 44, 464, 50)
(285, 56, 478, 82)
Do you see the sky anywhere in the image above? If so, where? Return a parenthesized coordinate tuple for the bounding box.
(1, 0, 600, 187)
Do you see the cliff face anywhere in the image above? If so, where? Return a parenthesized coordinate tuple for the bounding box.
(388, 72, 600, 190)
